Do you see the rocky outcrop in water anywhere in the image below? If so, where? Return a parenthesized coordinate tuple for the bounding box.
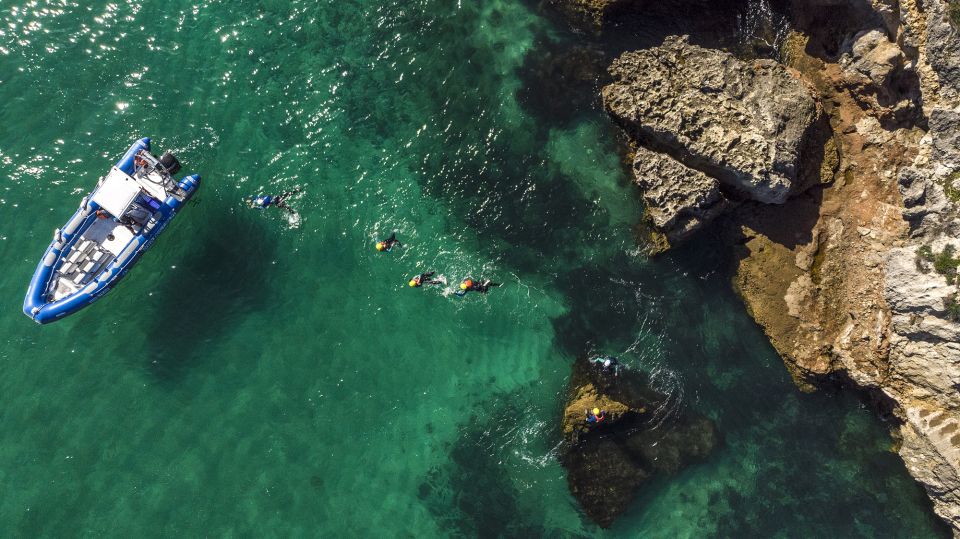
(559, 358, 718, 528)
(602, 36, 824, 243)
(631, 146, 730, 242)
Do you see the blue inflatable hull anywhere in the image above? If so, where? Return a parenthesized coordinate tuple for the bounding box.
(23, 138, 200, 324)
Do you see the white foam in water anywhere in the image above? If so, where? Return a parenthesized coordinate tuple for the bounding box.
(287, 211, 301, 229)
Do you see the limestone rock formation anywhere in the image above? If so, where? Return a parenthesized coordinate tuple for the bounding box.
(602, 35, 823, 241)
(603, 36, 821, 205)
(838, 28, 918, 122)
(631, 146, 730, 242)
(870, 1, 960, 529)
(559, 357, 717, 528)
(553, 0, 960, 531)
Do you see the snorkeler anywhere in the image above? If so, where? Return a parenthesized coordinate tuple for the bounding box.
(246, 188, 299, 212)
(589, 355, 621, 376)
(375, 232, 402, 252)
(455, 278, 501, 296)
(409, 272, 444, 288)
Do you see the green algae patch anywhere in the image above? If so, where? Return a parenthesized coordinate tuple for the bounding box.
(940, 171, 960, 203)
(917, 244, 960, 284)
(950, 1, 960, 30)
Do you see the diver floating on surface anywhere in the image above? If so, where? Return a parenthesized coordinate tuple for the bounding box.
(246, 188, 299, 212)
(409, 271, 444, 288)
(22, 138, 201, 324)
(376, 232, 402, 252)
(455, 278, 500, 296)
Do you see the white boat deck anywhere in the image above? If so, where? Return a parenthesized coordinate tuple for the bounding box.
(45, 155, 180, 303)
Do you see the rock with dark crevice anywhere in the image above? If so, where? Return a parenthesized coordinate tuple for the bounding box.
(559, 357, 718, 528)
(838, 28, 919, 123)
(603, 35, 823, 206)
(601, 35, 823, 245)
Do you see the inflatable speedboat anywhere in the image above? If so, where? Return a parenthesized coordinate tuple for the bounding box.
(23, 138, 200, 324)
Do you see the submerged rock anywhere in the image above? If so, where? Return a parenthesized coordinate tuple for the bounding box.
(542, 0, 631, 30)
(602, 35, 823, 242)
(559, 357, 718, 528)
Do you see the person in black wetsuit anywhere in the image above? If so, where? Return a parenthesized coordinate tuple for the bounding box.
(589, 355, 621, 376)
(455, 278, 501, 296)
(247, 188, 299, 212)
(376, 232, 402, 252)
(409, 272, 444, 288)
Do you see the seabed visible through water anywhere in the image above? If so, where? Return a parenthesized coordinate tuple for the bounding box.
(0, 0, 949, 536)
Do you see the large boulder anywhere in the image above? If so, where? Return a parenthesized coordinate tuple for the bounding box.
(559, 357, 718, 528)
(602, 36, 823, 241)
(632, 146, 730, 242)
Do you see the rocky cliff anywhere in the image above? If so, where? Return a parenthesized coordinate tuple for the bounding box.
(881, 0, 960, 529)
(738, 0, 960, 530)
(547, 0, 960, 532)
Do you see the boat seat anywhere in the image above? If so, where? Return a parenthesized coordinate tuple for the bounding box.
(91, 257, 110, 274)
(67, 250, 82, 263)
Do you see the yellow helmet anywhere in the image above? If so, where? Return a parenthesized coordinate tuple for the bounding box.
(376, 242, 385, 251)
(459, 282, 469, 290)
(409, 279, 417, 287)
(592, 408, 600, 416)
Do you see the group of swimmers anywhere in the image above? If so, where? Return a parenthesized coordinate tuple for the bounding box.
(251, 189, 618, 425)
(375, 232, 501, 296)
(246, 191, 501, 296)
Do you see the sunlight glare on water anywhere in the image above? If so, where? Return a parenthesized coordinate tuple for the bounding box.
(0, 0, 948, 536)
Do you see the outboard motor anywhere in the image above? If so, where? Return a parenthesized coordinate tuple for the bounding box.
(159, 151, 181, 175)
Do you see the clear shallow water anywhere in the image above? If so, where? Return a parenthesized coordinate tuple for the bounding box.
(0, 0, 948, 536)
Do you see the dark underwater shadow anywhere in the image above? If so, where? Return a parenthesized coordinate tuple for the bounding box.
(141, 207, 278, 385)
(548, 253, 663, 359)
(417, 388, 562, 537)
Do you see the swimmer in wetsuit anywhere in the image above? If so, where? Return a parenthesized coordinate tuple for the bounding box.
(247, 188, 299, 212)
(376, 232, 402, 252)
(409, 271, 444, 288)
(589, 355, 621, 376)
(455, 278, 501, 296)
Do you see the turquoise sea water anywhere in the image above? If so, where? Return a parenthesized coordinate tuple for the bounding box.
(0, 0, 949, 536)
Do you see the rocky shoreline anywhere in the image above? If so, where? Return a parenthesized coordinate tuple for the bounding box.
(547, 0, 960, 532)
